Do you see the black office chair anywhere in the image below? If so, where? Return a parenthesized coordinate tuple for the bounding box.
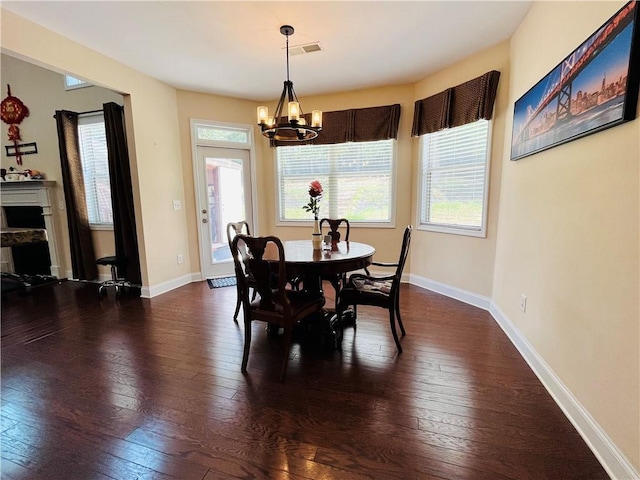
(96, 255, 129, 297)
(336, 225, 412, 353)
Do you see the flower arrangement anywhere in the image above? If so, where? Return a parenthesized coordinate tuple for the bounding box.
(302, 180, 323, 220)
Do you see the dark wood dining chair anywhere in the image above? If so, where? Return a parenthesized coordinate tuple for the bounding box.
(226, 221, 256, 321)
(316, 218, 352, 309)
(320, 218, 350, 243)
(231, 234, 326, 381)
(336, 225, 412, 353)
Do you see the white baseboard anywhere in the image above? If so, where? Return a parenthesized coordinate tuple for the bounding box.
(488, 302, 638, 480)
(407, 273, 637, 479)
(408, 273, 491, 310)
(141, 273, 197, 298)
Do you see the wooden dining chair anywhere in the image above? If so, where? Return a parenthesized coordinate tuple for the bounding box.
(314, 218, 351, 309)
(336, 225, 412, 353)
(320, 218, 350, 243)
(226, 221, 256, 321)
(231, 234, 326, 381)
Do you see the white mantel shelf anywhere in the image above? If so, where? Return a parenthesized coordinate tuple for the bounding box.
(1, 180, 62, 278)
(1, 180, 56, 187)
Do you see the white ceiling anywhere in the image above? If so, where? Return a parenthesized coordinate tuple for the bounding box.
(2, 1, 533, 101)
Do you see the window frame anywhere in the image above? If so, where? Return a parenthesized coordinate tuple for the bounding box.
(416, 119, 492, 238)
(77, 112, 113, 230)
(274, 139, 397, 228)
(191, 120, 253, 148)
(64, 75, 91, 90)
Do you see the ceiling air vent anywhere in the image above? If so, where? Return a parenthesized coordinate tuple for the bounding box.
(287, 42, 323, 56)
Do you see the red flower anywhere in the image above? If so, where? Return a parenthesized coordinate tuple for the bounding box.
(303, 180, 323, 219)
(309, 180, 323, 198)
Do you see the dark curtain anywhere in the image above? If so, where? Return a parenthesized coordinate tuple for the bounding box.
(54, 110, 98, 280)
(271, 103, 401, 147)
(412, 70, 501, 136)
(103, 102, 142, 286)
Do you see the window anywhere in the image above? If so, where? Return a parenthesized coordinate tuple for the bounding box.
(78, 113, 113, 227)
(418, 119, 491, 237)
(276, 140, 395, 224)
(64, 75, 90, 90)
(195, 123, 249, 145)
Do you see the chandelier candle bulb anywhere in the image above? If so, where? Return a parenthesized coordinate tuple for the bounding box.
(257, 106, 268, 125)
(297, 118, 307, 135)
(288, 102, 300, 122)
(311, 110, 322, 128)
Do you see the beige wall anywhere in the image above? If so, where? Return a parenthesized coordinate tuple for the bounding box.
(1, 9, 189, 290)
(2, 3, 638, 474)
(410, 41, 509, 298)
(258, 85, 416, 263)
(0, 54, 123, 279)
(176, 84, 416, 273)
(494, 1, 639, 471)
(175, 91, 265, 273)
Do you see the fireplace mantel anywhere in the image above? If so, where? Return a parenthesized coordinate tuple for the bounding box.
(1, 181, 62, 278)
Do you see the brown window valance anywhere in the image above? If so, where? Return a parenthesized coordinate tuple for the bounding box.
(411, 70, 500, 137)
(272, 103, 401, 147)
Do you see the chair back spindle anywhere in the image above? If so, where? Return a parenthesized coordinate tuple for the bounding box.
(320, 218, 350, 243)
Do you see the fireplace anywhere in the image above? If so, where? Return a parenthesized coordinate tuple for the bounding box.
(1, 181, 62, 278)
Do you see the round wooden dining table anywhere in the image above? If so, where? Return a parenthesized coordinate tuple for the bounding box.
(263, 239, 375, 348)
(265, 240, 375, 293)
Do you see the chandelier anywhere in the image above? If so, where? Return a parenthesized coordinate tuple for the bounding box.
(257, 25, 322, 141)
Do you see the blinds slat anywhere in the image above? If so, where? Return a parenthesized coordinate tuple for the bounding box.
(78, 116, 112, 224)
(420, 120, 489, 229)
(277, 140, 394, 222)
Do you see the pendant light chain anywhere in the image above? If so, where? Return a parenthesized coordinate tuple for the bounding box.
(285, 30, 290, 84)
(256, 25, 323, 141)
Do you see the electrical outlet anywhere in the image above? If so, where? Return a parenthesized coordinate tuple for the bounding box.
(177, 254, 184, 264)
(173, 200, 181, 210)
(520, 294, 527, 313)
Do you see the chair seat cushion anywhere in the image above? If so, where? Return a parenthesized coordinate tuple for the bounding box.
(96, 256, 125, 267)
(351, 278, 392, 295)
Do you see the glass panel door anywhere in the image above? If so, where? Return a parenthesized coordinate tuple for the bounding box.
(196, 146, 252, 278)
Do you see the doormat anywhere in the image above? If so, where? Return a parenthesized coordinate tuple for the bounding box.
(207, 277, 236, 289)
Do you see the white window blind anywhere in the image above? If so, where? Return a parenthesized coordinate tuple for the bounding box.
(419, 119, 490, 236)
(276, 140, 395, 223)
(78, 114, 113, 225)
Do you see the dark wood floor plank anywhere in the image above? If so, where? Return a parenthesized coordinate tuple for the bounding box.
(126, 425, 375, 480)
(2, 418, 203, 480)
(0, 434, 49, 472)
(0, 280, 609, 479)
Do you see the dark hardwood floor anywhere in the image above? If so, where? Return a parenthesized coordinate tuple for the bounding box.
(1, 280, 609, 479)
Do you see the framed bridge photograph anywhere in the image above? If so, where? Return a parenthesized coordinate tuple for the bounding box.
(511, 0, 640, 161)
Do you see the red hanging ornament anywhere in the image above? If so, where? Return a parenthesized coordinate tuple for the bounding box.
(1, 85, 30, 165)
